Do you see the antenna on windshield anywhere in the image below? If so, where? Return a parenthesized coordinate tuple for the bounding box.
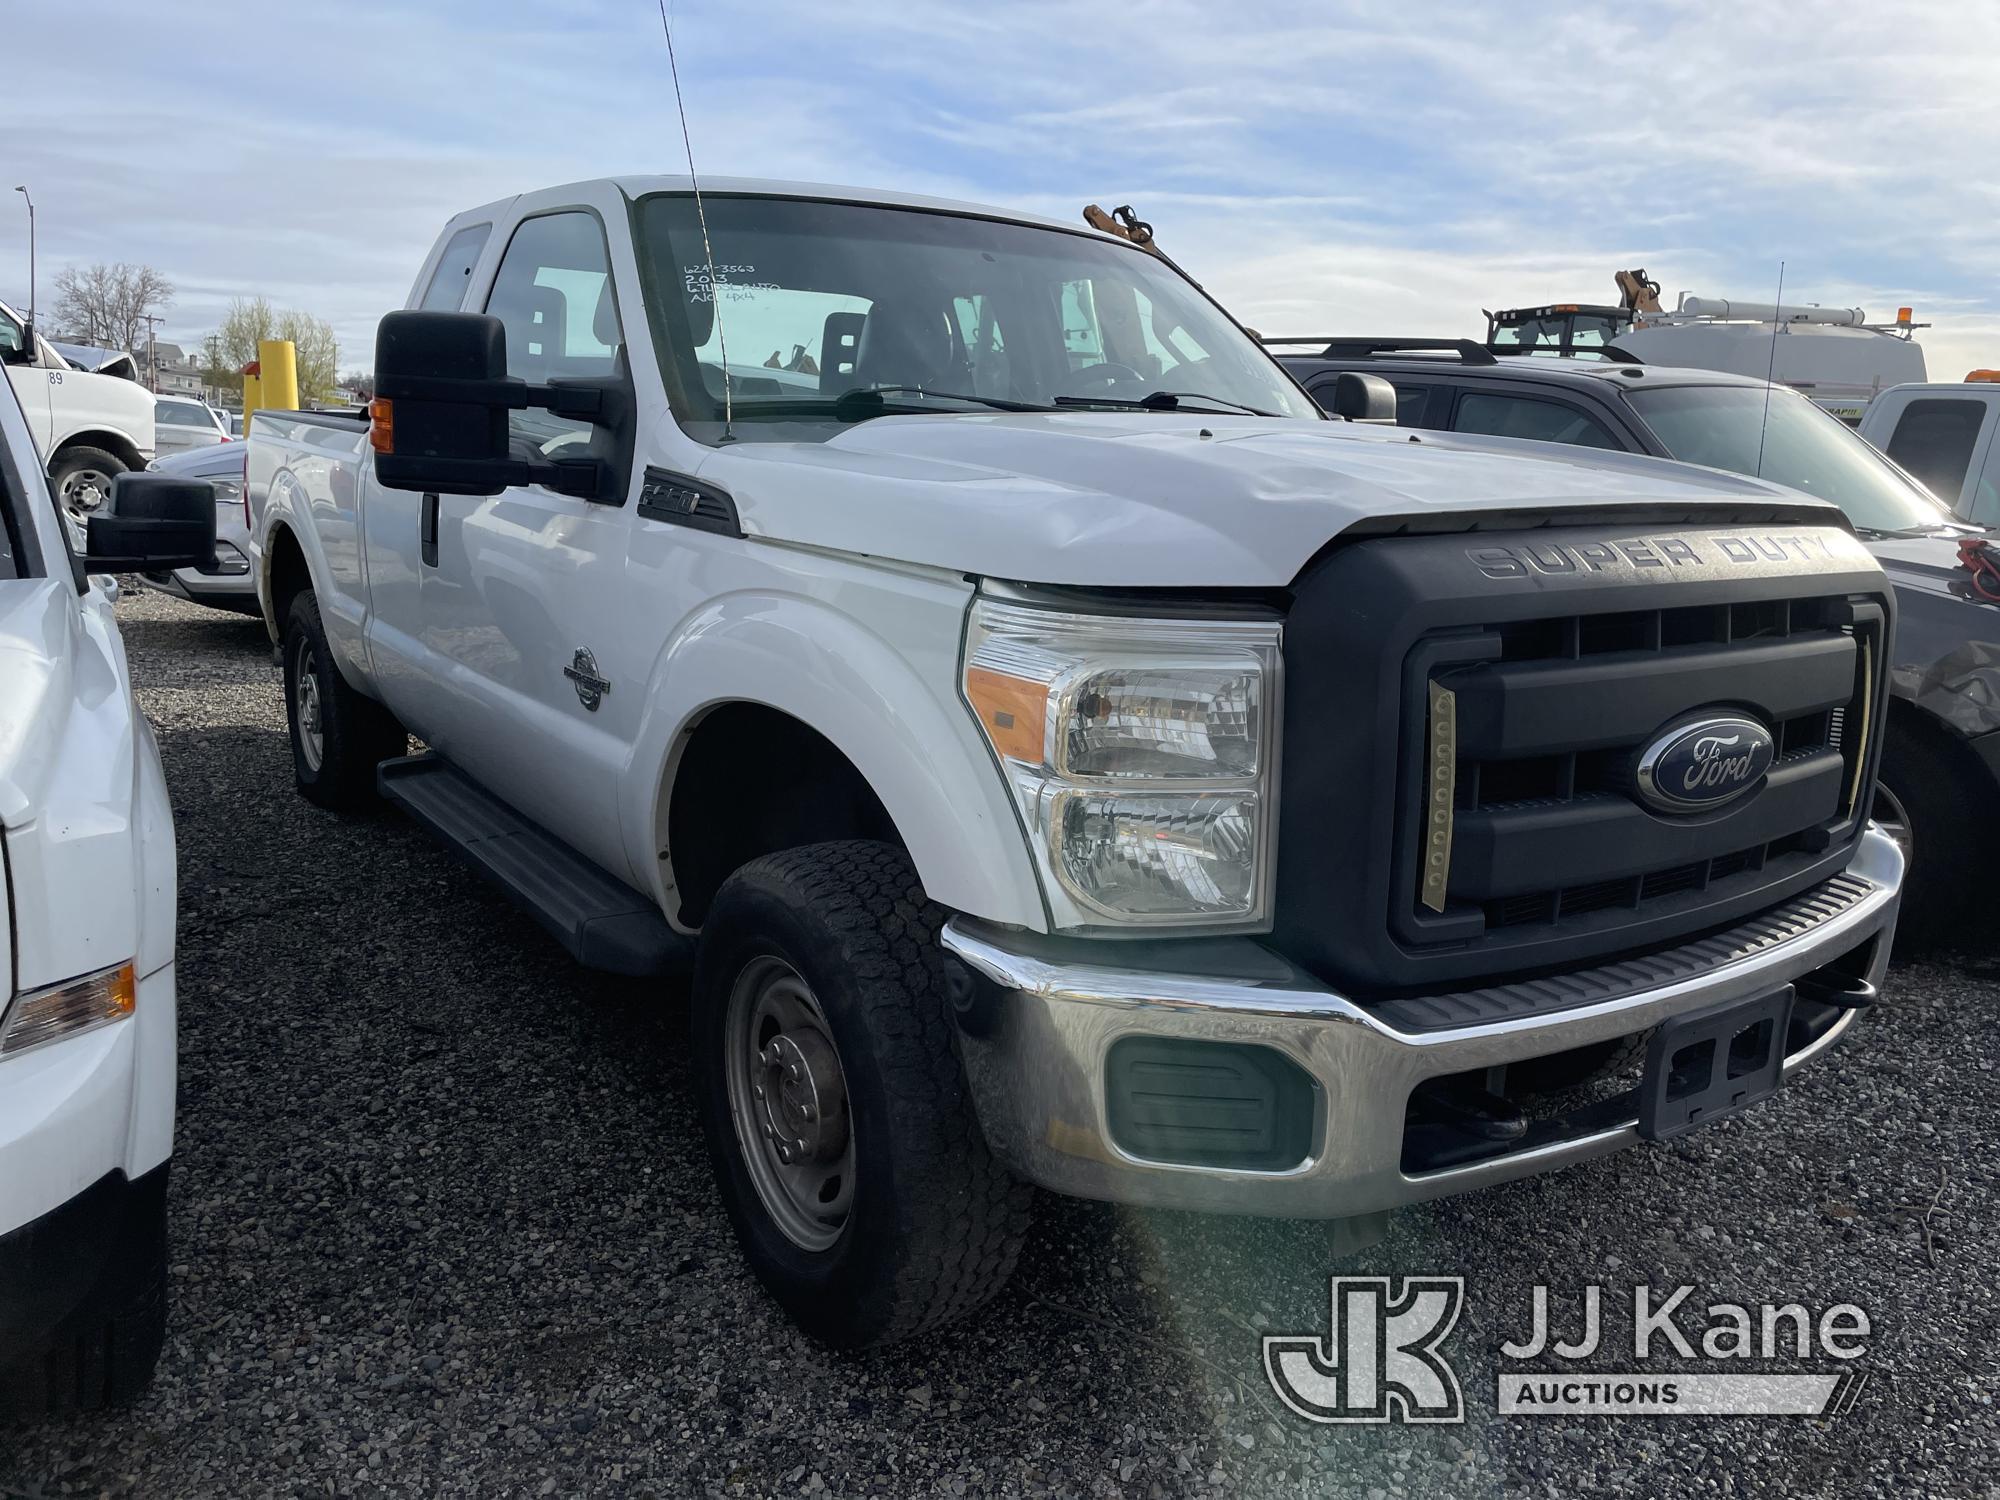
(1754, 259, 1785, 477)
(658, 0, 733, 441)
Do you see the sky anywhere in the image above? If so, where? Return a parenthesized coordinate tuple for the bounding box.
(4, 0, 1996, 380)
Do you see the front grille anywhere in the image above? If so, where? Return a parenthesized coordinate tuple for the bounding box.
(1403, 594, 1881, 958)
(1270, 519, 1892, 994)
(1440, 596, 1872, 940)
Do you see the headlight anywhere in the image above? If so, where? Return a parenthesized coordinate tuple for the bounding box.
(0, 961, 136, 1057)
(962, 598, 1280, 929)
(211, 478, 243, 504)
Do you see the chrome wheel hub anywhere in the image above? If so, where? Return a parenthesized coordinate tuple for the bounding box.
(292, 637, 325, 773)
(59, 467, 113, 520)
(724, 957, 855, 1251)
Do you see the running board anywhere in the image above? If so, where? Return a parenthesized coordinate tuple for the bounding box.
(378, 754, 691, 977)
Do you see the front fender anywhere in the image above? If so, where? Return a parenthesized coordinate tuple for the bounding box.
(625, 587, 1048, 933)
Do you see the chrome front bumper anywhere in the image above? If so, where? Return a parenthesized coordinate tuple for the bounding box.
(941, 826, 1903, 1219)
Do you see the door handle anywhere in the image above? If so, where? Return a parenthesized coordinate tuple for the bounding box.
(421, 492, 439, 568)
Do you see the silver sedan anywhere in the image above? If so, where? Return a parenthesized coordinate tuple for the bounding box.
(138, 442, 258, 614)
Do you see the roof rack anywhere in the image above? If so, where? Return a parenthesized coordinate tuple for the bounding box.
(1259, 336, 1498, 366)
(1490, 343, 1645, 365)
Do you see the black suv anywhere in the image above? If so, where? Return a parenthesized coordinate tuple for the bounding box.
(1271, 337, 2000, 948)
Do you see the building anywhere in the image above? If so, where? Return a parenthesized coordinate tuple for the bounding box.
(138, 341, 206, 398)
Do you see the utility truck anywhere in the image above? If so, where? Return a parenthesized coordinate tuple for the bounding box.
(1487, 270, 1928, 424)
(248, 177, 1904, 1347)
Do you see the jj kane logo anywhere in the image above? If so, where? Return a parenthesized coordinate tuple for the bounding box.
(1264, 1280, 1873, 1425)
(1263, 1277, 1465, 1424)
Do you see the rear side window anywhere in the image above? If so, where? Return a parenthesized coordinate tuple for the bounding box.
(1452, 391, 1619, 449)
(1883, 398, 1985, 505)
(418, 223, 494, 312)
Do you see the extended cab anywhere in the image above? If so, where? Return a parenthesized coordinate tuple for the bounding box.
(250, 178, 1904, 1348)
(1, 300, 156, 524)
(1857, 381, 2000, 523)
(0, 351, 215, 1415)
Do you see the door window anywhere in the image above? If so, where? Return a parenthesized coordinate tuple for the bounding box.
(1883, 398, 1985, 506)
(483, 212, 620, 467)
(1452, 391, 1619, 449)
(418, 223, 494, 312)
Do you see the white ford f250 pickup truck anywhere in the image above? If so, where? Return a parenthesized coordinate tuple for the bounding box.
(248, 177, 1903, 1348)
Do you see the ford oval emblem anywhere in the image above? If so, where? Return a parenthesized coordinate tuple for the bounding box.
(1635, 715, 1775, 814)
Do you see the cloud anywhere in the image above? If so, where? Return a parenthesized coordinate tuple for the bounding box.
(0, 0, 1991, 383)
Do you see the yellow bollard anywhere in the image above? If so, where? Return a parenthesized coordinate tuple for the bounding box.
(258, 339, 299, 413)
(241, 370, 262, 439)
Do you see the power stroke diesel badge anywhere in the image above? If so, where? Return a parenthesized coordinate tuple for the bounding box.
(1634, 714, 1775, 813)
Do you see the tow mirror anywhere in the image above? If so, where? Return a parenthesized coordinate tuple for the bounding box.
(84, 474, 216, 574)
(1330, 371, 1398, 424)
(370, 309, 608, 499)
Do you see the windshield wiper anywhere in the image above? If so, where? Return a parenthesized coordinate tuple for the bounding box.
(1052, 389, 1275, 417)
(714, 387, 1056, 423)
(838, 385, 1052, 414)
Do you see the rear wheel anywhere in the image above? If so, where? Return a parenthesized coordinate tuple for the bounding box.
(283, 590, 406, 810)
(693, 840, 1033, 1348)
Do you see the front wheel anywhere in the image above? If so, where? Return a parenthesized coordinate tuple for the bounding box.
(0, 1173, 168, 1419)
(49, 446, 127, 525)
(1872, 719, 1993, 951)
(692, 841, 1033, 1348)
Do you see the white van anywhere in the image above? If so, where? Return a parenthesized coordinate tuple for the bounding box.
(0, 299, 156, 522)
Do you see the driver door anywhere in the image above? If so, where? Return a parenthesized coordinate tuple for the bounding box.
(413, 208, 639, 873)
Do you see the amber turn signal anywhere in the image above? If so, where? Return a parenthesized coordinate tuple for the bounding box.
(369, 397, 395, 454)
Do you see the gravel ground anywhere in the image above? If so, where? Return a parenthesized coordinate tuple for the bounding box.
(4, 586, 1997, 1499)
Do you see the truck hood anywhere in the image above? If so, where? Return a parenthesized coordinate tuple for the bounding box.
(0, 578, 165, 986)
(702, 411, 1830, 587)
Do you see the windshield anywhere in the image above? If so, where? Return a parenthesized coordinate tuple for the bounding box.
(1626, 383, 1951, 534)
(633, 194, 1319, 443)
(1491, 311, 1626, 356)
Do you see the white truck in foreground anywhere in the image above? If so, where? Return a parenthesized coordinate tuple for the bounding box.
(249, 177, 1904, 1348)
(0, 347, 215, 1414)
(1, 299, 157, 522)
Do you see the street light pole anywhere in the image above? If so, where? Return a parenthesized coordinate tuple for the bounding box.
(12, 186, 34, 344)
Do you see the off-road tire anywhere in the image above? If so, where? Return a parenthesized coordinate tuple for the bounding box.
(283, 590, 406, 810)
(693, 840, 1034, 1348)
(0, 1182, 168, 1419)
(1877, 717, 1993, 952)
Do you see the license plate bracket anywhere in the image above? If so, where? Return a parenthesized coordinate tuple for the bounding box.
(1638, 987, 1795, 1142)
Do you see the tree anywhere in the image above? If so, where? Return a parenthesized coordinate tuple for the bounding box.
(51, 262, 173, 354)
(338, 369, 375, 401)
(217, 297, 340, 403)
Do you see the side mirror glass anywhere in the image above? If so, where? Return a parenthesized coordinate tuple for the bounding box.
(371, 309, 607, 499)
(84, 474, 217, 574)
(1331, 371, 1399, 424)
